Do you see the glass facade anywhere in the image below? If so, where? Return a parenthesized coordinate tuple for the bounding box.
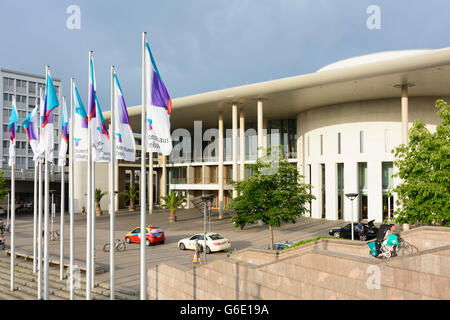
(337, 163, 344, 220)
(358, 162, 368, 219)
(382, 162, 394, 221)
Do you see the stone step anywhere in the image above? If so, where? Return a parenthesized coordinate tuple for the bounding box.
(0, 257, 137, 300)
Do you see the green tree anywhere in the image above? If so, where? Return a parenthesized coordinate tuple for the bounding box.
(229, 149, 315, 249)
(392, 99, 450, 226)
(0, 171, 9, 201)
(120, 186, 139, 211)
(161, 192, 185, 222)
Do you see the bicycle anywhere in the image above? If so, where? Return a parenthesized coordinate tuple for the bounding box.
(49, 230, 60, 241)
(395, 238, 419, 257)
(103, 239, 126, 252)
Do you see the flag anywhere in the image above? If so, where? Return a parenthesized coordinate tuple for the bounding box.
(89, 55, 110, 162)
(22, 107, 39, 158)
(145, 40, 172, 156)
(58, 98, 69, 167)
(41, 70, 59, 162)
(114, 72, 136, 162)
(8, 98, 19, 167)
(73, 84, 88, 161)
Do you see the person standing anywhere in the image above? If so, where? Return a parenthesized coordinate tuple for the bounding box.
(192, 239, 202, 265)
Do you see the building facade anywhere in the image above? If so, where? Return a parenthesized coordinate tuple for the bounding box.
(76, 49, 449, 223)
(0, 68, 65, 205)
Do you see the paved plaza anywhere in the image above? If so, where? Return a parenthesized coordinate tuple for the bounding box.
(3, 208, 346, 290)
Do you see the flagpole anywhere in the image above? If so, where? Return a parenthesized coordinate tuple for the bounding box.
(86, 51, 93, 300)
(109, 65, 116, 299)
(37, 88, 43, 299)
(59, 96, 65, 280)
(69, 78, 75, 300)
(10, 162, 15, 291)
(33, 143, 38, 274)
(140, 31, 147, 300)
(43, 66, 50, 300)
(91, 160, 95, 290)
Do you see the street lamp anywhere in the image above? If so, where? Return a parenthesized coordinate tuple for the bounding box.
(200, 195, 214, 264)
(345, 193, 358, 241)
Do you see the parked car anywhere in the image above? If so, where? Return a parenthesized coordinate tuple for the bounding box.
(263, 241, 296, 251)
(178, 233, 231, 254)
(124, 226, 165, 246)
(329, 220, 378, 240)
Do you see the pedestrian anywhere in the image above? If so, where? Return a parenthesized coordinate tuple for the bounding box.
(81, 206, 86, 216)
(192, 239, 202, 265)
(0, 219, 3, 236)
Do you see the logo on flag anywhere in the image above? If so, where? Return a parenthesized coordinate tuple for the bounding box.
(144, 40, 172, 156)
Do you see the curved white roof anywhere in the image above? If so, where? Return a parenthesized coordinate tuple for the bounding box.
(317, 50, 433, 72)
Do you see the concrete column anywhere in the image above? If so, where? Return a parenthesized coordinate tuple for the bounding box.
(257, 99, 264, 158)
(130, 170, 134, 187)
(218, 112, 224, 219)
(368, 161, 382, 223)
(114, 163, 119, 210)
(311, 164, 321, 219)
(148, 152, 153, 214)
(263, 118, 268, 151)
(296, 113, 304, 180)
(186, 164, 191, 208)
(325, 162, 338, 221)
(232, 104, 238, 198)
(161, 155, 167, 200)
(401, 85, 409, 145)
(344, 161, 359, 222)
(239, 109, 245, 181)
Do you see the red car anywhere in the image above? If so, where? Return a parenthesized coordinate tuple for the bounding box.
(124, 226, 165, 246)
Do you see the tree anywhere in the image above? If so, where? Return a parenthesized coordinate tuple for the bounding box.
(392, 99, 450, 226)
(161, 192, 185, 222)
(229, 149, 315, 249)
(120, 186, 139, 211)
(94, 188, 107, 216)
(0, 171, 9, 202)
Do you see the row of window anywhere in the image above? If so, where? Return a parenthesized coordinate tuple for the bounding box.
(308, 130, 393, 156)
(3, 77, 56, 96)
(314, 162, 394, 221)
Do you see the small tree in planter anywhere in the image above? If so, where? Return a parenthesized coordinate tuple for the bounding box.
(120, 186, 139, 211)
(95, 188, 107, 216)
(161, 192, 185, 222)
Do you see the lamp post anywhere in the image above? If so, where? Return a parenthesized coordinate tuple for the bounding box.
(345, 193, 358, 241)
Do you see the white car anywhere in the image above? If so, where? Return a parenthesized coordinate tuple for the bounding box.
(178, 233, 231, 254)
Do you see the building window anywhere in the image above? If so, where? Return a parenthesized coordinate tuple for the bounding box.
(194, 167, 202, 184)
(337, 163, 344, 220)
(209, 166, 217, 184)
(338, 133, 341, 154)
(320, 134, 323, 155)
(384, 129, 389, 153)
(360, 131, 364, 153)
(358, 162, 368, 220)
(307, 136, 310, 157)
(321, 164, 325, 219)
(382, 162, 394, 221)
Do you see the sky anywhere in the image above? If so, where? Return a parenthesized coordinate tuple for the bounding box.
(0, 0, 449, 110)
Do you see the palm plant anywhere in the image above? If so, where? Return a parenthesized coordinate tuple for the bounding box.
(95, 188, 107, 216)
(120, 186, 139, 211)
(161, 192, 185, 222)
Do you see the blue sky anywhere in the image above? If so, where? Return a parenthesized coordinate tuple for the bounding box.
(0, 0, 449, 109)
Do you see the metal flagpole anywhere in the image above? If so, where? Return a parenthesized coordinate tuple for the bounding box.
(140, 31, 147, 300)
(86, 51, 93, 300)
(37, 88, 43, 299)
(6, 193, 9, 227)
(60, 97, 65, 280)
(109, 65, 116, 299)
(91, 161, 95, 289)
(33, 153, 38, 274)
(69, 78, 75, 300)
(43, 66, 50, 300)
(10, 160, 15, 291)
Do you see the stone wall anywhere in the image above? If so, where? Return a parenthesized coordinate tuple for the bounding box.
(147, 226, 450, 300)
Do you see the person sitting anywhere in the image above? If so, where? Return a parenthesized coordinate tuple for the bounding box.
(382, 224, 398, 255)
(0, 235, 5, 250)
(356, 222, 365, 240)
